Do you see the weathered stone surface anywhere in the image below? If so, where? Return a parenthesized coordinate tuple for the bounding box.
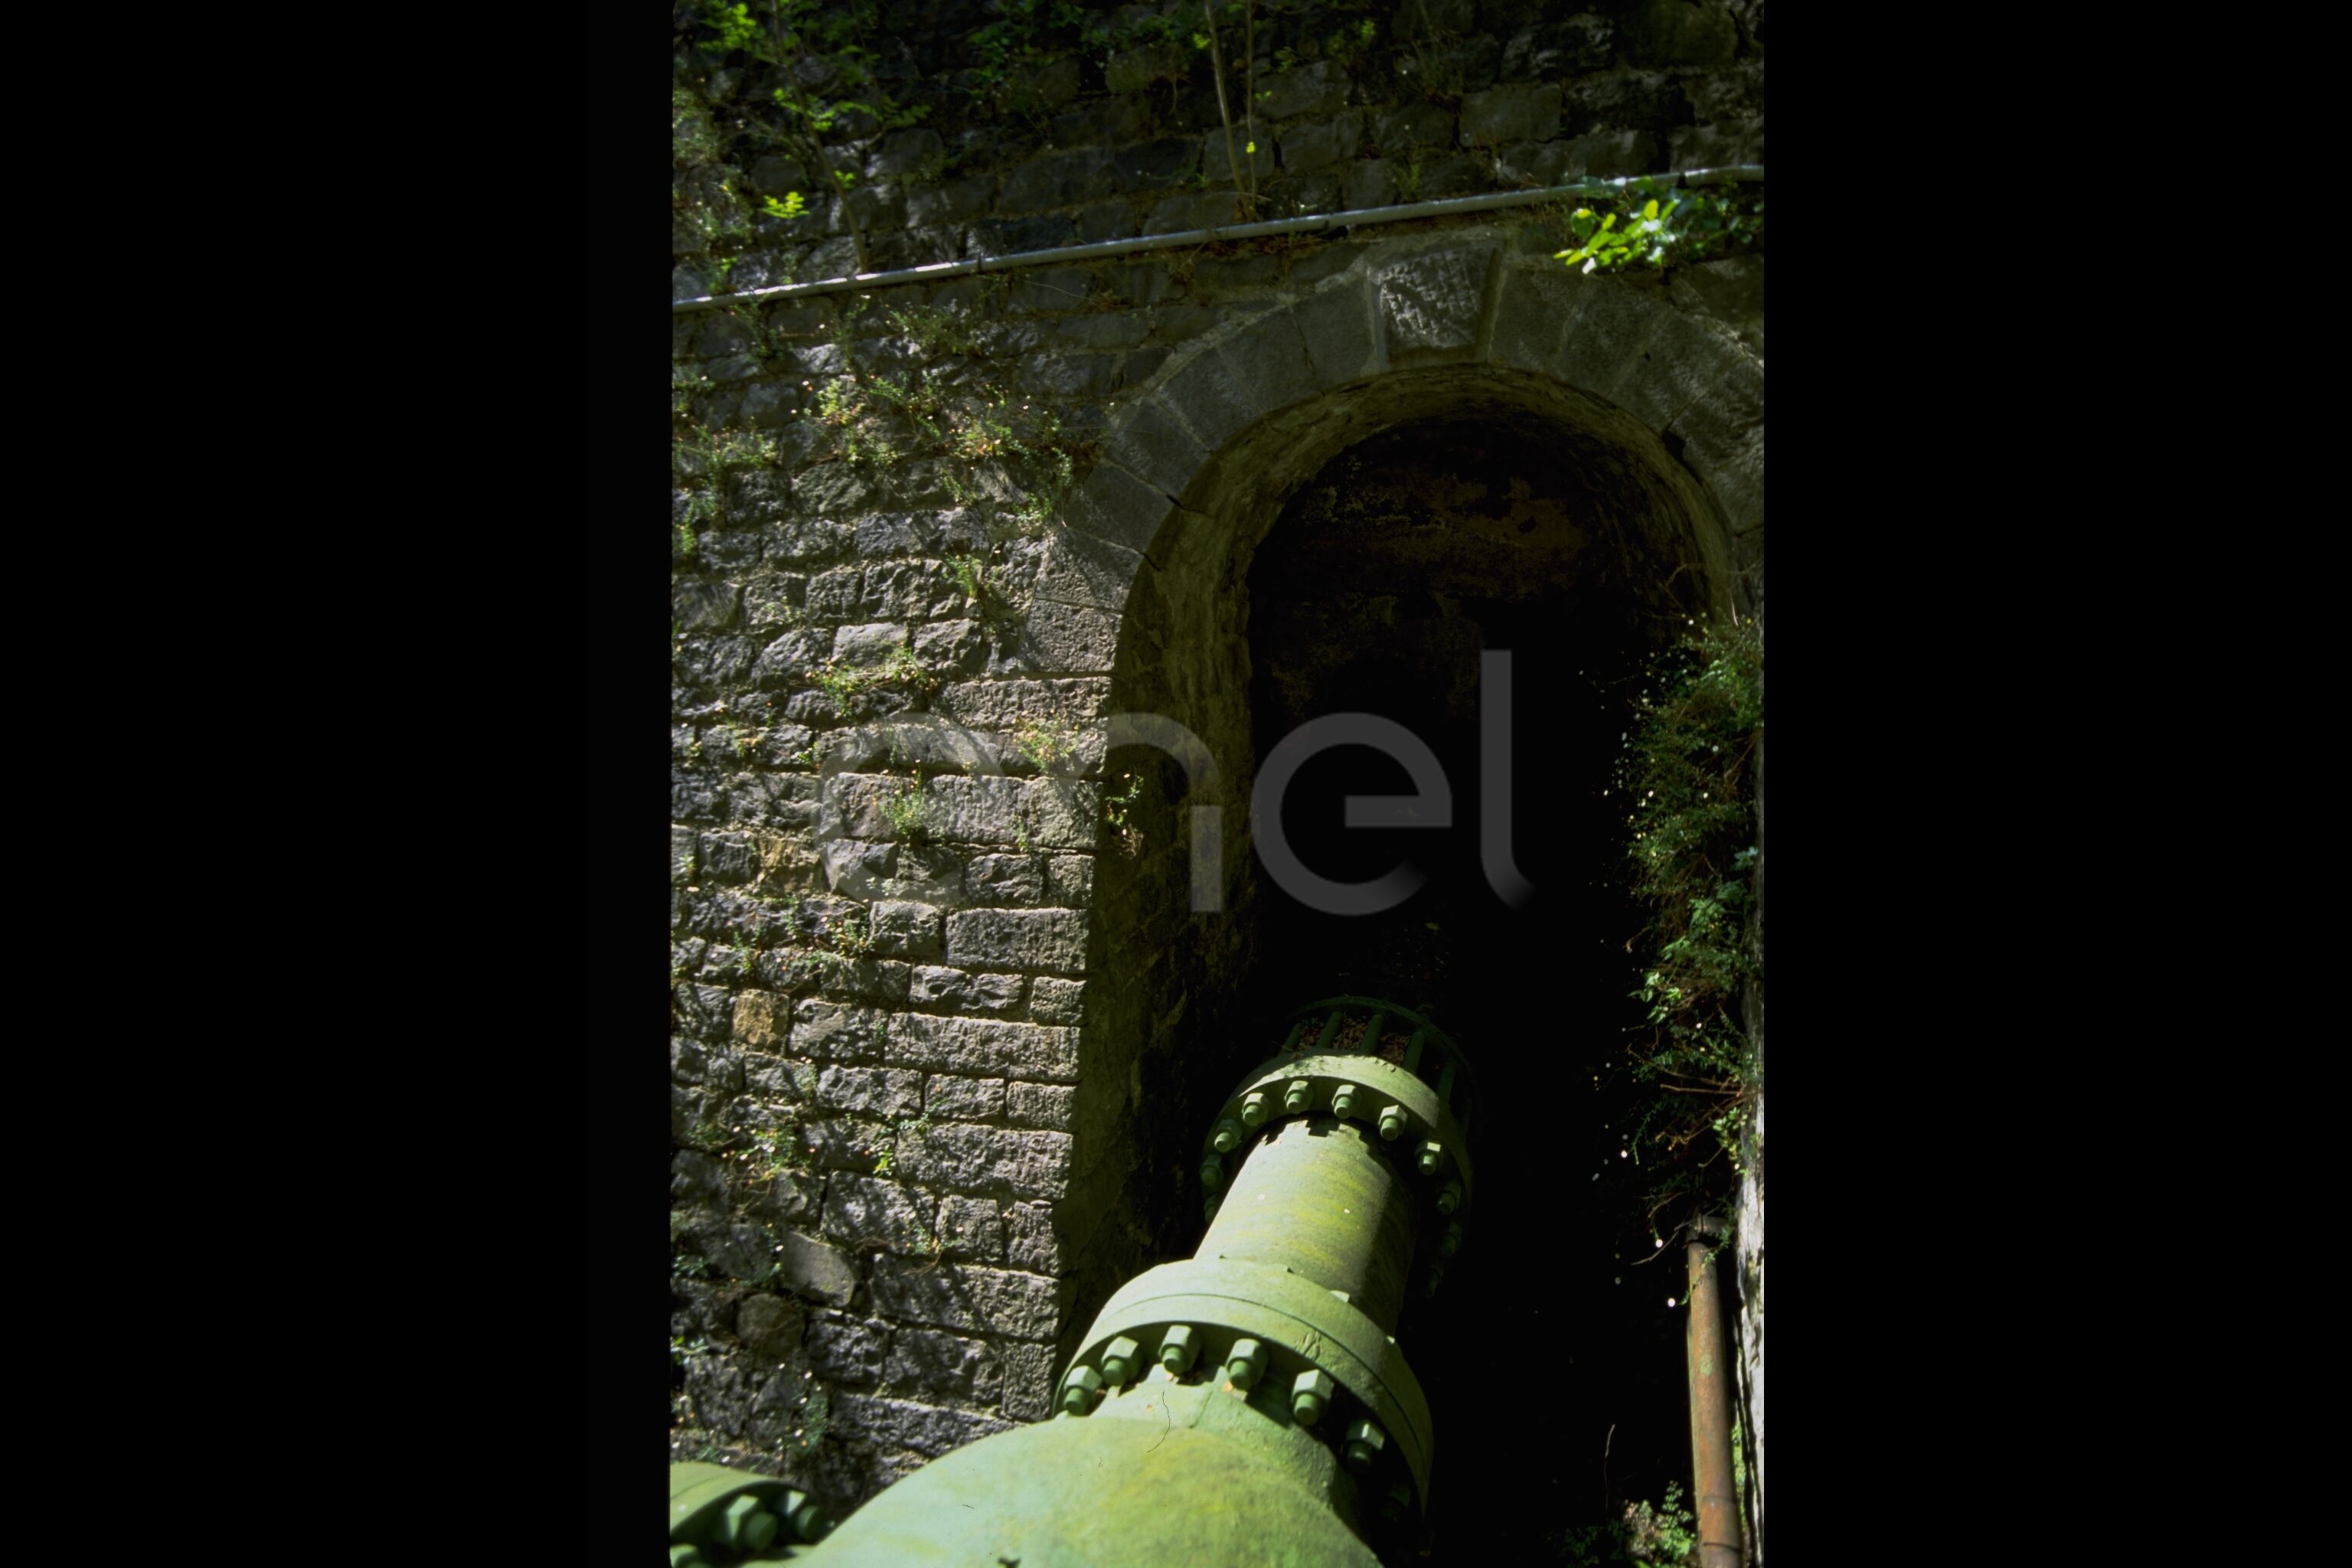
(792, 999, 884, 1060)
(935, 1195, 1006, 1263)
(963, 855, 1044, 904)
(675, 577, 742, 631)
(1063, 460, 1173, 555)
(1609, 307, 1750, 433)
(1001, 1341, 1058, 1420)
(1004, 1080, 1076, 1130)
(831, 622, 907, 665)
(1503, 16, 1615, 78)
(1459, 82, 1561, 145)
(886, 1014, 1080, 1082)
(1668, 361, 1764, 538)
(671, 1149, 730, 1209)
(732, 989, 787, 1049)
(867, 1256, 1065, 1340)
(1373, 102, 1456, 155)
(1486, 262, 1590, 376)
(1025, 975, 1086, 1024)
(1275, 113, 1362, 175)
(1671, 118, 1763, 172)
(884, 1327, 1003, 1400)
(1030, 528, 1143, 611)
(1378, 247, 1494, 355)
(671, 825, 697, 882)
(1142, 191, 1242, 236)
(1556, 129, 1659, 179)
(823, 1173, 931, 1251)
(945, 908, 1089, 972)
(1625, 0, 1739, 70)
(736, 1293, 807, 1364)
(815, 1063, 923, 1117)
(1004, 1202, 1065, 1276)
(1553, 277, 1675, 403)
(1022, 600, 1122, 673)
(908, 965, 1027, 1014)
(923, 1073, 1007, 1121)
(898, 1123, 1073, 1197)
(1288, 278, 1383, 387)
(1001, 148, 1115, 211)
(937, 678, 1111, 730)
(805, 1315, 889, 1383)
(869, 900, 945, 959)
(831, 1394, 1013, 1459)
(776, 1229, 860, 1306)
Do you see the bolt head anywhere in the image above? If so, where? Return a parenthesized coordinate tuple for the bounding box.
(1331, 1085, 1357, 1118)
(1225, 1337, 1266, 1391)
(1291, 1368, 1334, 1426)
(1240, 1091, 1269, 1127)
(720, 1495, 778, 1554)
(1438, 1220, 1463, 1259)
(1344, 1419, 1388, 1468)
(1436, 1180, 1462, 1215)
(1378, 1105, 1406, 1141)
(1061, 1365, 1103, 1415)
(1417, 1140, 1442, 1175)
(1212, 1118, 1243, 1152)
(1159, 1324, 1200, 1373)
(1099, 1336, 1141, 1387)
(1285, 1078, 1312, 1113)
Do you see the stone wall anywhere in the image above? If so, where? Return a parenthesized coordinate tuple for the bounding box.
(671, 0, 1765, 1533)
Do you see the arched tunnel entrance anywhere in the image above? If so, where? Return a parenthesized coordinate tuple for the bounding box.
(1072, 366, 1738, 1561)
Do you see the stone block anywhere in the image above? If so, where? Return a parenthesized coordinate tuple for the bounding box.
(805, 1315, 888, 1384)
(1461, 82, 1562, 145)
(1671, 119, 1763, 172)
(867, 1256, 1066, 1341)
(1021, 601, 1122, 675)
(945, 908, 1089, 972)
(1374, 102, 1456, 156)
(1503, 17, 1615, 80)
(897, 1123, 1074, 1199)
(1624, 0, 1739, 70)
(963, 856, 1044, 905)
(792, 999, 884, 1060)
(1668, 364, 1764, 540)
(1000, 148, 1115, 211)
(887, 1014, 1080, 1083)
(736, 1293, 807, 1364)
(936, 678, 1112, 730)
(1276, 115, 1361, 175)
(935, 1196, 1006, 1263)
(1003, 1203, 1065, 1276)
(1101, 397, 1212, 501)
(1031, 528, 1143, 612)
(908, 965, 1027, 1016)
(1112, 136, 1200, 193)
(1557, 129, 1658, 180)
(1610, 308, 1750, 434)
(671, 825, 697, 883)
(1200, 131, 1275, 187)
(1554, 278, 1675, 404)
(870, 900, 945, 959)
(1286, 278, 1383, 388)
(823, 1172, 932, 1252)
(1377, 247, 1496, 356)
(884, 1327, 1002, 1400)
(1004, 1081, 1076, 1131)
(673, 578, 741, 632)
(830, 1395, 1014, 1459)
(733, 990, 787, 1049)
(1063, 459, 1174, 555)
(1001, 1341, 1058, 1420)
(972, 214, 1077, 253)
(924, 1074, 1008, 1121)
(776, 1229, 860, 1306)
(1485, 262, 1589, 376)
(1342, 158, 1398, 211)
(1025, 975, 1086, 1025)
(1143, 191, 1243, 236)
(815, 1063, 923, 1118)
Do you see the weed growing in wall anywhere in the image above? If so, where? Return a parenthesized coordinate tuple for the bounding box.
(1557, 178, 1766, 276)
(1616, 615, 1762, 1213)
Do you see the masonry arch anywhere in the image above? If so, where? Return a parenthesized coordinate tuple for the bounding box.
(1054, 240, 1769, 1325)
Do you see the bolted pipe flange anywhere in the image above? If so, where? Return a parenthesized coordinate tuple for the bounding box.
(720, 1494, 779, 1555)
(1099, 1334, 1142, 1387)
(1417, 1140, 1443, 1176)
(1060, 1364, 1104, 1416)
(1330, 1083, 1358, 1119)
(1159, 1324, 1200, 1374)
(1291, 1368, 1335, 1426)
(1285, 1078, 1313, 1114)
(1436, 1179, 1463, 1215)
(1240, 1090, 1269, 1127)
(1378, 1103, 1407, 1141)
(1345, 1419, 1389, 1469)
(1210, 1118, 1244, 1153)
(1224, 1337, 1267, 1392)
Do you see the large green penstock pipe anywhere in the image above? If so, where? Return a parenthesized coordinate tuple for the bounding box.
(672, 997, 1478, 1568)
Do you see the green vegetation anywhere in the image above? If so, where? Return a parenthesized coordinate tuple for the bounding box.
(1548, 1482, 1700, 1566)
(1557, 178, 1765, 276)
(1616, 615, 1762, 1211)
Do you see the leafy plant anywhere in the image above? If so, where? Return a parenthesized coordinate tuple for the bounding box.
(1616, 616, 1762, 1204)
(879, 774, 927, 841)
(1556, 178, 1766, 276)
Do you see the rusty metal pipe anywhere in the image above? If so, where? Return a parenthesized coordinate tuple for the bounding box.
(1686, 1215, 1743, 1568)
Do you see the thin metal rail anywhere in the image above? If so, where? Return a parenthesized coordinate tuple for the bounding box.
(671, 164, 1762, 313)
